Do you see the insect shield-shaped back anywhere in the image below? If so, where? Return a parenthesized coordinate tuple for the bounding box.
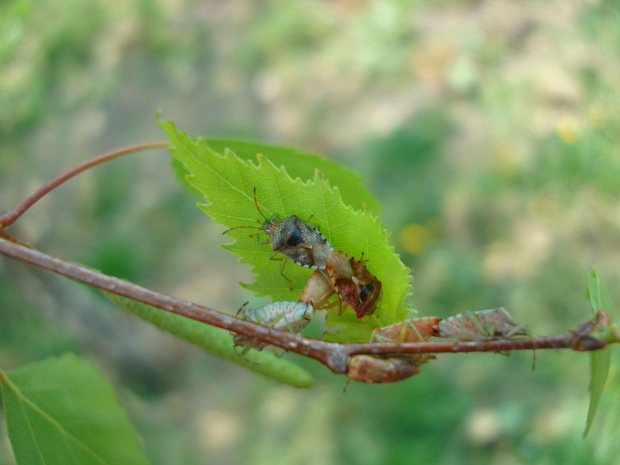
(223, 189, 334, 289)
(347, 355, 419, 384)
(264, 215, 333, 269)
(372, 317, 442, 343)
(434, 307, 529, 340)
(326, 251, 382, 318)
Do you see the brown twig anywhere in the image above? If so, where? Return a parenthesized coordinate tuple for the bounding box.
(0, 141, 169, 228)
(0, 237, 608, 377)
(0, 141, 611, 380)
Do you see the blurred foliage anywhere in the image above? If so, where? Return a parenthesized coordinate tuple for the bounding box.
(1, 1, 620, 464)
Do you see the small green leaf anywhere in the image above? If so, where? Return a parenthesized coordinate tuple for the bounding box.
(322, 310, 376, 342)
(159, 118, 412, 341)
(583, 269, 613, 438)
(0, 354, 150, 465)
(205, 138, 379, 211)
(105, 293, 314, 388)
(171, 139, 379, 211)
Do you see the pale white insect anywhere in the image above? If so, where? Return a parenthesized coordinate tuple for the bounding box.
(233, 301, 314, 355)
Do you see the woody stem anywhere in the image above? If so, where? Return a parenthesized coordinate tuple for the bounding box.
(0, 237, 608, 377)
(0, 140, 169, 228)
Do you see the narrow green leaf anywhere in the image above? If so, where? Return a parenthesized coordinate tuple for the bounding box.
(105, 293, 314, 388)
(583, 269, 613, 438)
(159, 118, 412, 341)
(0, 354, 150, 465)
(585, 269, 613, 317)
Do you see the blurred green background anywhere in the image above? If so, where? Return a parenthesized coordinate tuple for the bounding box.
(1, 1, 620, 464)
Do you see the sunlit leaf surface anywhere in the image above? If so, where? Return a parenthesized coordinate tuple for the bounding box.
(0, 354, 150, 465)
(160, 118, 412, 341)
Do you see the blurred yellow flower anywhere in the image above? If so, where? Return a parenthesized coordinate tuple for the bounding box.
(556, 115, 579, 144)
(400, 223, 431, 255)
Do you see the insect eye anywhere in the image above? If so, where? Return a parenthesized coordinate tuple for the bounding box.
(285, 227, 304, 246)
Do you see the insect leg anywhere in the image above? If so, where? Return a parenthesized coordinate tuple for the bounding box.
(464, 310, 489, 339)
(268, 253, 293, 290)
(249, 232, 268, 245)
(371, 334, 395, 343)
(506, 322, 535, 370)
(404, 319, 425, 342)
(233, 341, 261, 365)
(370, 327, 390, 343)
(343, 378, 352, 392)
(279, 257, 293, 291)
(322, 299, 339, 310)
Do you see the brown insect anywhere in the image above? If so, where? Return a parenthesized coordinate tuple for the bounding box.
(569, 309, 609, 351)
(433, 307, 529, 340)
(326, 251, 382, 318)
(232, 301, 314, 355)
(346, 354, 435, 384)
(223, 188, 333, 289)
(371, 316, 442, 343)
(299, 269, 336, 309)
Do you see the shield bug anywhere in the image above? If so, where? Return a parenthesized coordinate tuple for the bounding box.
(223, 188, 334, 288)
(346, 354, 434, 384)
(569, 309, 609, 351)
(371, 316, 442, 343)
(434, 307, 529, 340)
(232, 300, 314, 355)
(326, 251, 382, 318)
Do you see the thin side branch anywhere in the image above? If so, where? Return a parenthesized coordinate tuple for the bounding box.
(0, 237, 348, 372)
(0, 237, 608, 377)
(0, 141, 169, 228)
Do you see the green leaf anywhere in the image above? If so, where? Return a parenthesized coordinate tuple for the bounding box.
(585, 269, 613, 317)
(104, 293, 313, 388)
(0, 354, 150, 465)
(170, 139, 379, 212)
(204, 138, 380, 211)
(159, 118, 412, 341)
(172, 139, 378, 211)
(583, 269, 613, 438)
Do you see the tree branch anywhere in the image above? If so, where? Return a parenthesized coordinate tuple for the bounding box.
(0, 141, 169, 228)
(0, 140, 612, 380)
(0, 237, 609, 378)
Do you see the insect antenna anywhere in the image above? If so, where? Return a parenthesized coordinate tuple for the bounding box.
(222, 224, 263, 235)
(252, 187, 270, 221)
(235, 301, 250, 316)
